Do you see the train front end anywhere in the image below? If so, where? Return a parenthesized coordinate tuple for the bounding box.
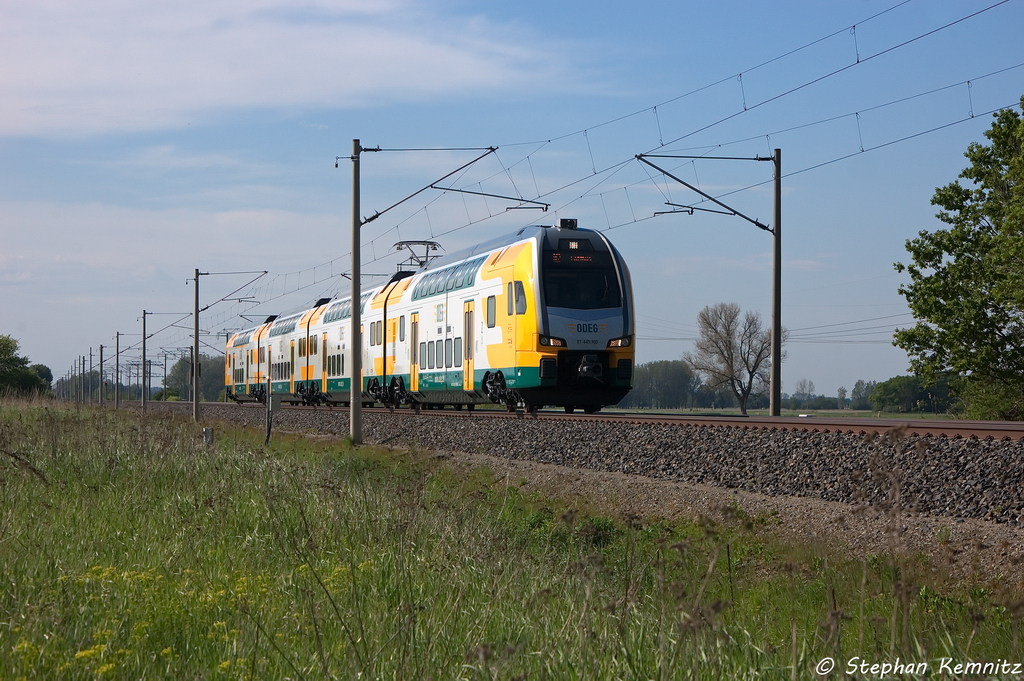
(520, 219, 634, 413)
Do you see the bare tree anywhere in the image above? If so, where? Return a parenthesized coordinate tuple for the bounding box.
(794, 378, 815, 400)
(684, 302, 779, 415)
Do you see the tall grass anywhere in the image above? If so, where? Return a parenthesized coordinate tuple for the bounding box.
(1, 400, 1022, 679)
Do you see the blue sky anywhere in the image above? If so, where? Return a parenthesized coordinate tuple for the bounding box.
(2, 0, 1022, 396)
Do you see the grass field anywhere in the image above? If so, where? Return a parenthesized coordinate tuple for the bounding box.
(2, 400, 1022, 679)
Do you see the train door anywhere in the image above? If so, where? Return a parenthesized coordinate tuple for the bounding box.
(289, 341, 295, 394)
(321, 332, 328, 393)
(501, 269, 516, 362)
(463, 301, 474, 390)
(386, 316, 398, 377)
(410, 313, 419, 391)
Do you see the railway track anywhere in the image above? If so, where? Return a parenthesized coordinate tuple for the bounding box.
(202, 401, 1024, 440)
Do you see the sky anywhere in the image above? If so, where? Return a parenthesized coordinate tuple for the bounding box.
(2, 0, 1022, 397)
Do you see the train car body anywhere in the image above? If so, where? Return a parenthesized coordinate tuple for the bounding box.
(226, 219, 634, 412)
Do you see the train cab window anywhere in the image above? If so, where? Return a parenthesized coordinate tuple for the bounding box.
(399, 316, 406, 342)
(427, 341, 435, 369)
(514, 281, 527, 315)
(454, 338, 463, 367)
(486, 296, 496, 328)
(445, 338, 453, 368)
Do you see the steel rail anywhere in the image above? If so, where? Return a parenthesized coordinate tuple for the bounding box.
(202, 402, 1024, 441)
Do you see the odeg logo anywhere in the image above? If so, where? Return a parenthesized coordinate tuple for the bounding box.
(576, 323, 600, 333)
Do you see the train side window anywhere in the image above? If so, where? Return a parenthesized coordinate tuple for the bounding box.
(515, 280, 527, 315)
(376, 321, 382, 346)
(368, 322, 375, 346)
(435, 340, 443, 368)
(399, 316, 406, 342)
(486, 296, 496, 328)
(445, 338, 453, 368)
(341, 353, 345, 376)
(454, 338, 463, 367)
(418, 341, 426, 367)
(427, 341, 435, 369)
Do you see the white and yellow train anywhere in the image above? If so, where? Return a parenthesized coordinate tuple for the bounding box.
(225, 219, 634, 413)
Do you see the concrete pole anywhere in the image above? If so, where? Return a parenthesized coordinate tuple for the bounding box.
(89, 348, 93, 403)
(769, 148, 783, 417)
(115, 332, 121, 410)
(142, 310, 147, 412)
(193, 269, 201, 422)
(350, 139, 363, 444)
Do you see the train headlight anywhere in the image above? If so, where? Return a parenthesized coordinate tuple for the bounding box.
(607, 336, 631, 348)
(539, 335, 567, 347)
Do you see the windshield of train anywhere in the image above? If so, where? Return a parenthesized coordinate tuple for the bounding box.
(542, 249, 622, 310)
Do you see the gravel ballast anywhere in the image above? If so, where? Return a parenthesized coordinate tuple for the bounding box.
(155, 403, 1024, 526)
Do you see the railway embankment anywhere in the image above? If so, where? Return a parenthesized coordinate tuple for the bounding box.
(150, 403, 1024, 526)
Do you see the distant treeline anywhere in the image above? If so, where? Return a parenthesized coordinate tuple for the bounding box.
(618, 360, 764, 410)
(618, 361, 950, 413)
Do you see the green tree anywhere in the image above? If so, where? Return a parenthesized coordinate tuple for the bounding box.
(0, 335, 49, 394)
(619, 360, 702, 409)
(29, 364, 53, 385)
(850, 380, 876, 410)
(163, 354, 225, 402)
(894, 97, 1024, 419)
(870, 376, 923, 413)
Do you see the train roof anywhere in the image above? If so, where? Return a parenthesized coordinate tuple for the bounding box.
(422, 220, 603, 271)
(226, 221, 610, 345)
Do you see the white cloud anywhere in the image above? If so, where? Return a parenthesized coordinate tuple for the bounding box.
(0, 0, 577, 137)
